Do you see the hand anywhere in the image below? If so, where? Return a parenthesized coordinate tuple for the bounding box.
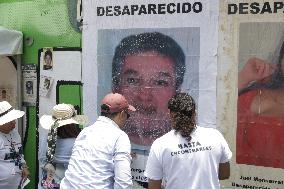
(22, 167, 30, 182)
(238, 57, 276, 90)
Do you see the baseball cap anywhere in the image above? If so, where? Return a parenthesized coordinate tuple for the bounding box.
(101, 93, 136, 113)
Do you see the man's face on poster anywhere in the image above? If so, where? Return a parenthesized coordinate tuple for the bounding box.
(44, 55, 52, 66)
(116, 51, 177, 146)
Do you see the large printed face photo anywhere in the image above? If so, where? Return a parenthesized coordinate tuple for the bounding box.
(97, 28, 200, 147)
(237, 22, 284, 169)
(117, 51, 176, 146)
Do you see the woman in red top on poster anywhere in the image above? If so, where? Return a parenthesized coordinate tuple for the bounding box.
(237, 38, 284, 169)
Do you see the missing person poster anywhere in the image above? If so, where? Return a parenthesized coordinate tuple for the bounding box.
(218, 0, 284, 188)
(82, 0, 219, 187)
(22, 64, 37, 106)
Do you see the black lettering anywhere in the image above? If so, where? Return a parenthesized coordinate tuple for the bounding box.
(148, 4, 157, 14)
(122, 6, 131, 15)
(261, 2, 272, 14)
(239, 3, 249, 14)
(193, 2, 202, 13)
(228, 4, 237, 14)
(184, 143, 188, 148)
(97, 7, 105, 16)
(196, 141, 201, 146)
(178, 144, 183, 149)
(167, 3, 175, 14)
(106, 6, 113, 16)
(274, 2, 284, 13)
(182, 2, 191, 13)
(131, 5, 139, 15)
(176, 3, 181, 13)
(158, 4, 166, 14)
(250, 2, 260, 14)
(114, 6, 121, 16)
(138, 5, 147, 15)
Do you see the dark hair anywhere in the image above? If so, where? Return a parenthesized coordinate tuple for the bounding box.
(112, 32, 185, 91)
(57, 105, 82, 138)
(44, 49, 53, 60)
(239, 39, 284, 95)
(57, 124, 81, 138)
(100, 104, 120, 118)
(168, 93, 196, 139)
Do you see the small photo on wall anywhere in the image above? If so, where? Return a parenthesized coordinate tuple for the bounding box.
(25, 81, 34, 95)
(43, 48, 53, 70)
(39, 75, 53, 97)
(22, 64, 37, 106)
(0, 87, 14, 106)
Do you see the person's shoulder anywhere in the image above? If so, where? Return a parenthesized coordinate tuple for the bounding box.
(152, 130, 174, 144)
(196, 126, 223, 137)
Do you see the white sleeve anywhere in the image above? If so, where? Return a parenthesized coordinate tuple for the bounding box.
(144, 140, 163, 180)
(216, 130, 232, 163)
(113, 133, 133, 189)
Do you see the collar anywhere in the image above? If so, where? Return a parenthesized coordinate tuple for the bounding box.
(97, 116, 120, 129)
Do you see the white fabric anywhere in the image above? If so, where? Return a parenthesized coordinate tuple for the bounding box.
(145, 126, 232, 189)
(39, 115, 88, 130)
(0, 26, 23, 56)
(0, 129, 25, 189)
(0, 109, 25, 125)
(60, 116, 133, 189)
(0, 101, 25, 125)
(54, 138, 76, 164)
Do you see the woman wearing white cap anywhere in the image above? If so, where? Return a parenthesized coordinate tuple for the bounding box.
(0, 101, 30, 189)
(38, 104, 88, 189)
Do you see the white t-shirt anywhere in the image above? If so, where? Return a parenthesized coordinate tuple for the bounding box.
(0, 129, 25, 189)
(145, 126, 232, 189)
(60, 116, 133, 189)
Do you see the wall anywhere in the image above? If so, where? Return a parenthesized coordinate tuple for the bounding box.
(0, 1, 81, 188)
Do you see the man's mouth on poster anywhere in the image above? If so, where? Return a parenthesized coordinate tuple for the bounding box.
(122, 105, 171, 146)
(135, 104, 157, 116)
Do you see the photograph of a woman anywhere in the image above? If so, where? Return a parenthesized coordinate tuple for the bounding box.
(237, 22, 284, 169)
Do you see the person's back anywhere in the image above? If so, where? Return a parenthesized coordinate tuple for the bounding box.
(61, 116, 132, 188)
(146, 127, 230, 189)
(145, 93, 232, 189)
(60, 93, 135, 189)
